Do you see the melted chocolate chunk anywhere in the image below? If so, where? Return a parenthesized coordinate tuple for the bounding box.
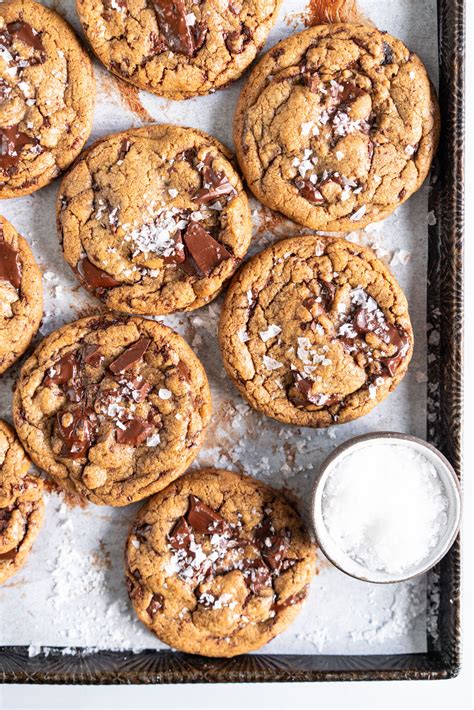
(186, 495, 227, 534)
(254, 517, 290, 573)
(77, 257, 121, 293)
(163, 231, 186, 265)
(56, 407, 97, 459)
(272, 586, 308, 613)
(294, 178, 324, 204)
(152, 0, 197, 57)
(0, 238, 22, 290)
(182, 223, 232, 276)
(337, 82, 367, 109)
(0, 548, 18, 560)
(116, 418, 153, 446)
(0, 125, 38, 172)
(176, 360, 191, 382)
(6, 21, 44, 52)
(82, 344, 104, 367)
(290, 375, 340, 409)
(380, 330, 410, 375)
(193, 154, 237, 204)
(318, 279, 336, 312)
(381, 40, 394, 66)
(242, 556, 272, 594)
(44, 352, 83, 403)
(147, 593, 164, 618)
(168, 516, 193, 550)
(117, 137, 131, 162)
(109, 337, 151, 375)
(127, 376, 153, 401)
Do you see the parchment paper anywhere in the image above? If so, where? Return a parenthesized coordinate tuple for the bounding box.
(0, 0, 439, 656)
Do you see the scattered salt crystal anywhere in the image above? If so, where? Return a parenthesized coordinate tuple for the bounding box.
(259, 324, 281, 342)
(158, 388, 172, 400)
(146, 433, 161, 447)
(262, 355, 283, 370)
(350, 205, 367, 222)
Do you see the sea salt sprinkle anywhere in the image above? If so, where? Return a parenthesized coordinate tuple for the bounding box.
(320, 442, 451, 576)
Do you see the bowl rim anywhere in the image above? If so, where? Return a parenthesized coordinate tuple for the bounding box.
(309, 431, 462, 584)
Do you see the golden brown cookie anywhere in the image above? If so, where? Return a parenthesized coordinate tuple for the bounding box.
(58, 125, 252, 316)
(125, 468, 316, 657)
(76, 0, 282, 100)
(234, 23, 439, 231)
(0, 215, 43, 375)
(0, 419, 44, 584)
(219, 235, 413, 427)
(13, 314, 212, 506)
(0, 0, 95, 199)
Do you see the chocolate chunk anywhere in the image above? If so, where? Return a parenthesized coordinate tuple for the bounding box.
(193, 154, 237, 204)
(0, 508, 13, 534)
(242, 556, 272, 594)
(380, 329, 410, 375)
(116, 418, 153, 446)
(338, 82, 367, 108)
(77, 257, 121, 293)
(182, 223, 232, 276)
(0, 238, 22, 290)
(163, 231, 186, 265)
(56, 407, 96, 459)
(147, 593, 164, 618)
(272, 586, 308, 613)
(82, 344, 104, 367)
(290, 375, 340, 408)
(117, 137, 131, 162)
(126, 376, 153, 401)
(294, 178, 324, 204)
(152, 0, 196, 57)
(176, 360, 191, 382)
(186, 495, 227, 534)
(381, 41, 394, 66)
(0, 548, 18, 560)
(168, 516, 193, 550)
(109, 337, 151, 375)
(0, 125, 37, 172)
(303, 72, 319, 93)
(254, 517, 290, 573)
(318, 279, 336, 311)
(44, 352, 83, 403)
(6, 21, 44, 52)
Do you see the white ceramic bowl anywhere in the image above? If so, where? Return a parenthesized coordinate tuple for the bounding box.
(310, 432, 462, 584)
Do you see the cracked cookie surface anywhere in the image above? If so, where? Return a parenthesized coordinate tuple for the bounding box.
(58, 125, 252, 316)
(0, 215, 43, 375)
(76, 0, 282, 100)
(125, 467, 316, 657)
(0, 0, 95, 199)
(0, 419, 44, 584)
(234, 23, 439, 231)
(219, 235, 413, 427)
(13, 314, 212, 506)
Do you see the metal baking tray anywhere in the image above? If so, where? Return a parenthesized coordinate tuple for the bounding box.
(0, 0, 464, 683)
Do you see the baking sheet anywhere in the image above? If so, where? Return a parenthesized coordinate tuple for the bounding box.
(0, 0, 439, 656)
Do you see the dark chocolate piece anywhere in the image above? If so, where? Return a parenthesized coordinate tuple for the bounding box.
(109, 337, 151, 374)
(182, 223, 232, 276)
(6, 21, 44, 52)
(56, 407, 96, 460)
(186, 495, 227, 534)
(193, 154, 237, 204)
(77, 257, 121, 292)
(0, 125, 37, 172)
(116, 418, 153, 446)
(0, 238, 22, 290)
(82, 344, 104, 367)
(152, 0, 195, 57)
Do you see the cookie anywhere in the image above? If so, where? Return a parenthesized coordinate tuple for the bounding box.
(0, 0, 95, 199)
(58, 125, 252, 316)
(13, 314, 212, 506)
(125, 468, 316, 657)
(219, 235, 413, 427)
(0, 215, 43, 375)
(234, 23, 439, 231)
(76, 0, 282, 101)
(0, 419, 44, 584)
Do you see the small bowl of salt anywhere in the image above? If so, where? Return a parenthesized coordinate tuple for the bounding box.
(311, 432, 461, 583)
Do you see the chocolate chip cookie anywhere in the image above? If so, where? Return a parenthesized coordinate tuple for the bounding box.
(0, 215, 43, 375)
(125, 468, 316, 657)
(76, 0, 282, 100)
(58, 125, 252, 316)
(0, 419, 44, 584)
(0, 0, 95, 199)
(234, 23, 439, 231)
(13, 314, 212, 506)
(219, 235, 413, 427)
